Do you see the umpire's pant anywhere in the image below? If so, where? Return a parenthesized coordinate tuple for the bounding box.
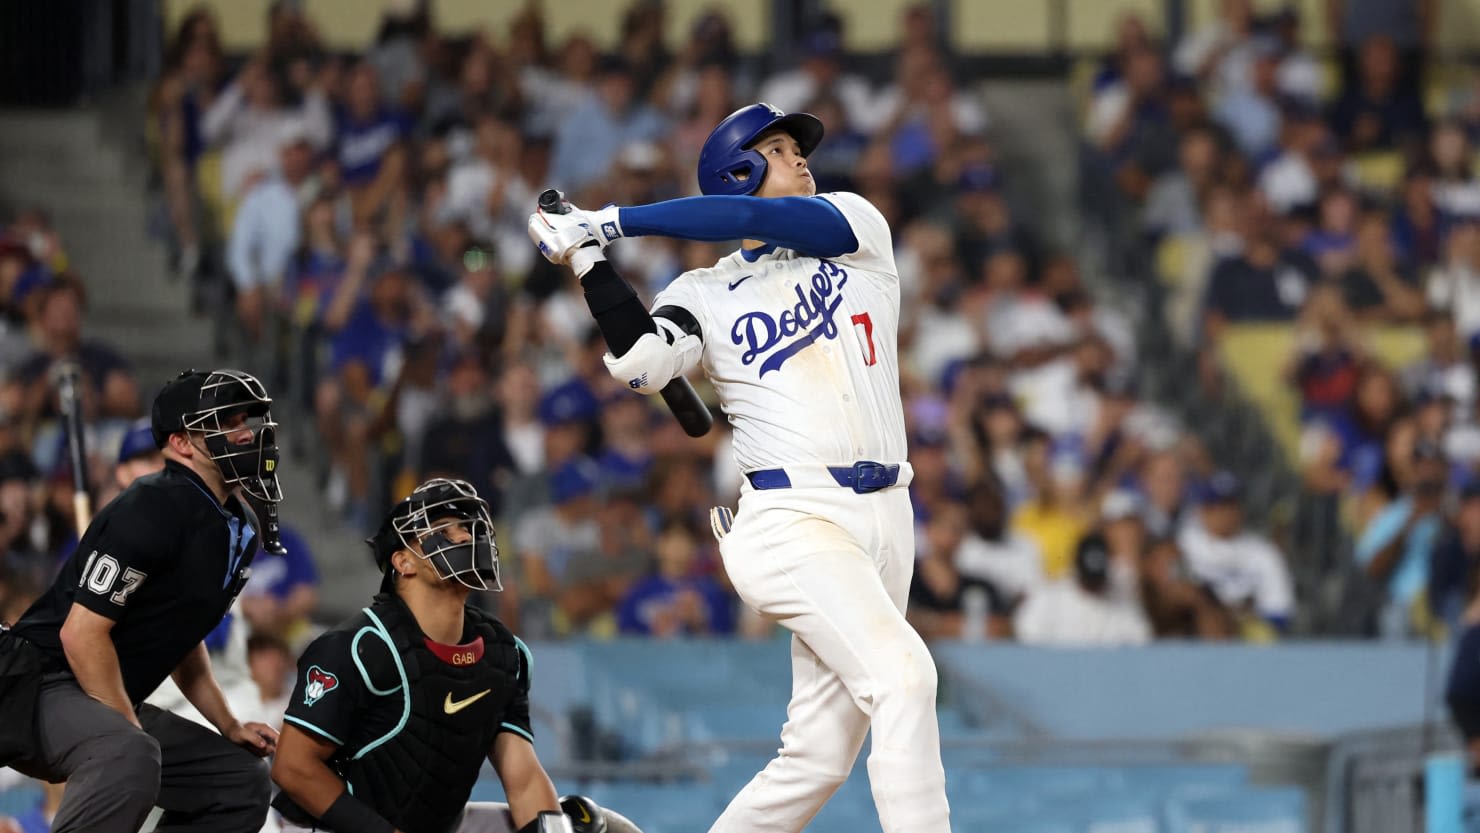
(12, 671, 270, 833)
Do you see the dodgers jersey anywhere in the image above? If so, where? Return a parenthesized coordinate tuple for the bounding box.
(652, 192, 907, 472)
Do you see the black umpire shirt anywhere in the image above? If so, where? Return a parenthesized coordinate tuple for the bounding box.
(11, 459, 259, 705)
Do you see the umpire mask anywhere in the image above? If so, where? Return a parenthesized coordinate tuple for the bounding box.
(182, 370, 283, 503)
(371, 478, 501, 592)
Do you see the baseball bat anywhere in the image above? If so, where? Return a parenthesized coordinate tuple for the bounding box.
(538, 189, 713, 438)
(53, 360, 92, 533)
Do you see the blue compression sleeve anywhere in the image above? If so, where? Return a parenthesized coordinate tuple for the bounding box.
(618, 196, 859, 258)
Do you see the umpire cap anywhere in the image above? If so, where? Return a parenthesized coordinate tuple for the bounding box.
(697, 103, 824, 196)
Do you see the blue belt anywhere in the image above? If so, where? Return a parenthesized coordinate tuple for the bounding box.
(746, 461, 901, 494)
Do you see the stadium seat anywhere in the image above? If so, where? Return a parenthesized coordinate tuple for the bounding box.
(1369, 325, 1426, 371)
(1351, 152, 1405, 196)
(1154, 235, 1196, 288)
(1110, 762, 1249, 797)
(1216, 324, 1301, 462)
(1164, 785, 1307, 833)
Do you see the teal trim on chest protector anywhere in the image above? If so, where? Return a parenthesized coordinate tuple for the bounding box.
(350, 607, 411, 760)
(512, 635, 532, 679)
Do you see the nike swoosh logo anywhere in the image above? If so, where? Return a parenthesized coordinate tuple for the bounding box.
(444, 689, 491, 714)
(727, 275, 753, 291)
(575, 804, 592, 824)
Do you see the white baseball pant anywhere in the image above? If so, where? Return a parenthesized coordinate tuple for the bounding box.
(707, 469, 951, 833)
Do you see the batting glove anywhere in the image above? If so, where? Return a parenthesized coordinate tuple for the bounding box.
(578, 205, 624, 247)
(527, 208, 605, 278)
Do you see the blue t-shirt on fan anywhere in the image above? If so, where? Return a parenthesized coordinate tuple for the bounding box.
(336, 108, 410, 186)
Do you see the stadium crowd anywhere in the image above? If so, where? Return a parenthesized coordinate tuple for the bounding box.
(1080, 0, 1480, 643)
(43, 0, 1480, 688)
(0, 0, 1322, 666)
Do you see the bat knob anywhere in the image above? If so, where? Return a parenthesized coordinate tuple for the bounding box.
(538, 188, 569, 214)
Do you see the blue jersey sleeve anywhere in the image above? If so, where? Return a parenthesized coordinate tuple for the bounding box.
(619, 195, 859, 258)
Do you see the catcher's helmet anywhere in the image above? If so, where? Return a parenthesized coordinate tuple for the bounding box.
(696, 102, 824, 196)
(151, 369, 282, 503)
(368, 478, 500, 592)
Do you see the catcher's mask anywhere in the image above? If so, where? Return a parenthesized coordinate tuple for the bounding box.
(153, 369, 282, 503)
(369, 478, 500, 592)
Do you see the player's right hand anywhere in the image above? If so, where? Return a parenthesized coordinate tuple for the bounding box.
(527, 207, 598, 267)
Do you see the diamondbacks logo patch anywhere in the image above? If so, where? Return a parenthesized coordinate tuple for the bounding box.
(303, 665, 339, 707)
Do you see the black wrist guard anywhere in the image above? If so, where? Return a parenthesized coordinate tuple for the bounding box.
(319, 792, 394, 833)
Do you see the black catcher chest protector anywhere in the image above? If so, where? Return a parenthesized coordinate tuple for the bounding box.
(338, 593, 524, 833)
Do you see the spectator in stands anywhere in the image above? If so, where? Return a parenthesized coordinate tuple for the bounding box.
(1445, 579, 1480, 773)
(618, 519, 734, 638)
(1138, 449, 1190, 539)
(227, 120, 315, 347)
(151, 8, 225, 279)
(1140, 536, 1237, 639)
(440, 114, 540, 278)
(1427, 212, 1480, 340)
(335, 61, 412, 229)
(1202, 226, 1316, 340)
(549, 56, 666, 193)
(1354, 439, 1448, 638)
(1429, 120, 1480, 219)
(1014, 531, 1152, 646)
(1429, 478, 1480, 630)
(12, 278, 140, 429)
(1328, 35, 1427, 155)
(202, 55, 331, 203)
(418, 352, 516, 514)
(497, 360, 546, 479)
(559, 486, 652, 636)
(1087, 44, 1177, 201)
(1176, 471, 1296, 635)
(954, 479, 1043, 611)
(1340, 209, 1425, 322)
(1173, 0, 1258, 96)
(1400, 309, 1475, 415)
(515, 457, 602, 638)
(1288, 284, 1365, 427)
(1303, 188, 1360, 280)
(240, 523, 320, 646)
(1302, 364, 1405, 508)
(96, 418, 163, 508)
(1392, 167, 1443, 268)
(597, 393, 656, 492)
(907, 499, 1003, 641)
(0, 450, 44, 585)
(318, 245, 433, 524)
(1258, 105, 1340, 216)
(757, 29, 875, 134)
(1012, 445, 1090, 581)
(1143, 125, 1223, 239)
(246, 631, 294, 728)
(1269, 7, 1324, 103)
(1213, 39, 1285, 161)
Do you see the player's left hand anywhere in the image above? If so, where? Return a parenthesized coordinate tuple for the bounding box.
(226, 720, 280, 757)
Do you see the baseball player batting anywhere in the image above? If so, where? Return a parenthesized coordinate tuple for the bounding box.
(528, 103, 950, 833)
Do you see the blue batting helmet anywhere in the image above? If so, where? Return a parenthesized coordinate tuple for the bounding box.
(696, 103, 824, 196)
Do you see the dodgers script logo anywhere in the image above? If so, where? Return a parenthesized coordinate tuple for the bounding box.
(303, 665, 339, 707)
(731, 261, 849, 376)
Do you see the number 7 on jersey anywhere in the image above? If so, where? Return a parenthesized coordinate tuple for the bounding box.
(851, 312, 877, 367)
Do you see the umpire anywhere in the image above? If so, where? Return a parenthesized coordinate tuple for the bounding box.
(0, 369, 284, 833)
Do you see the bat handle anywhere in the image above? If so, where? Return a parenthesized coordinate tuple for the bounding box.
(73, 492, 92, 535)
(538, 188, 570, 215)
